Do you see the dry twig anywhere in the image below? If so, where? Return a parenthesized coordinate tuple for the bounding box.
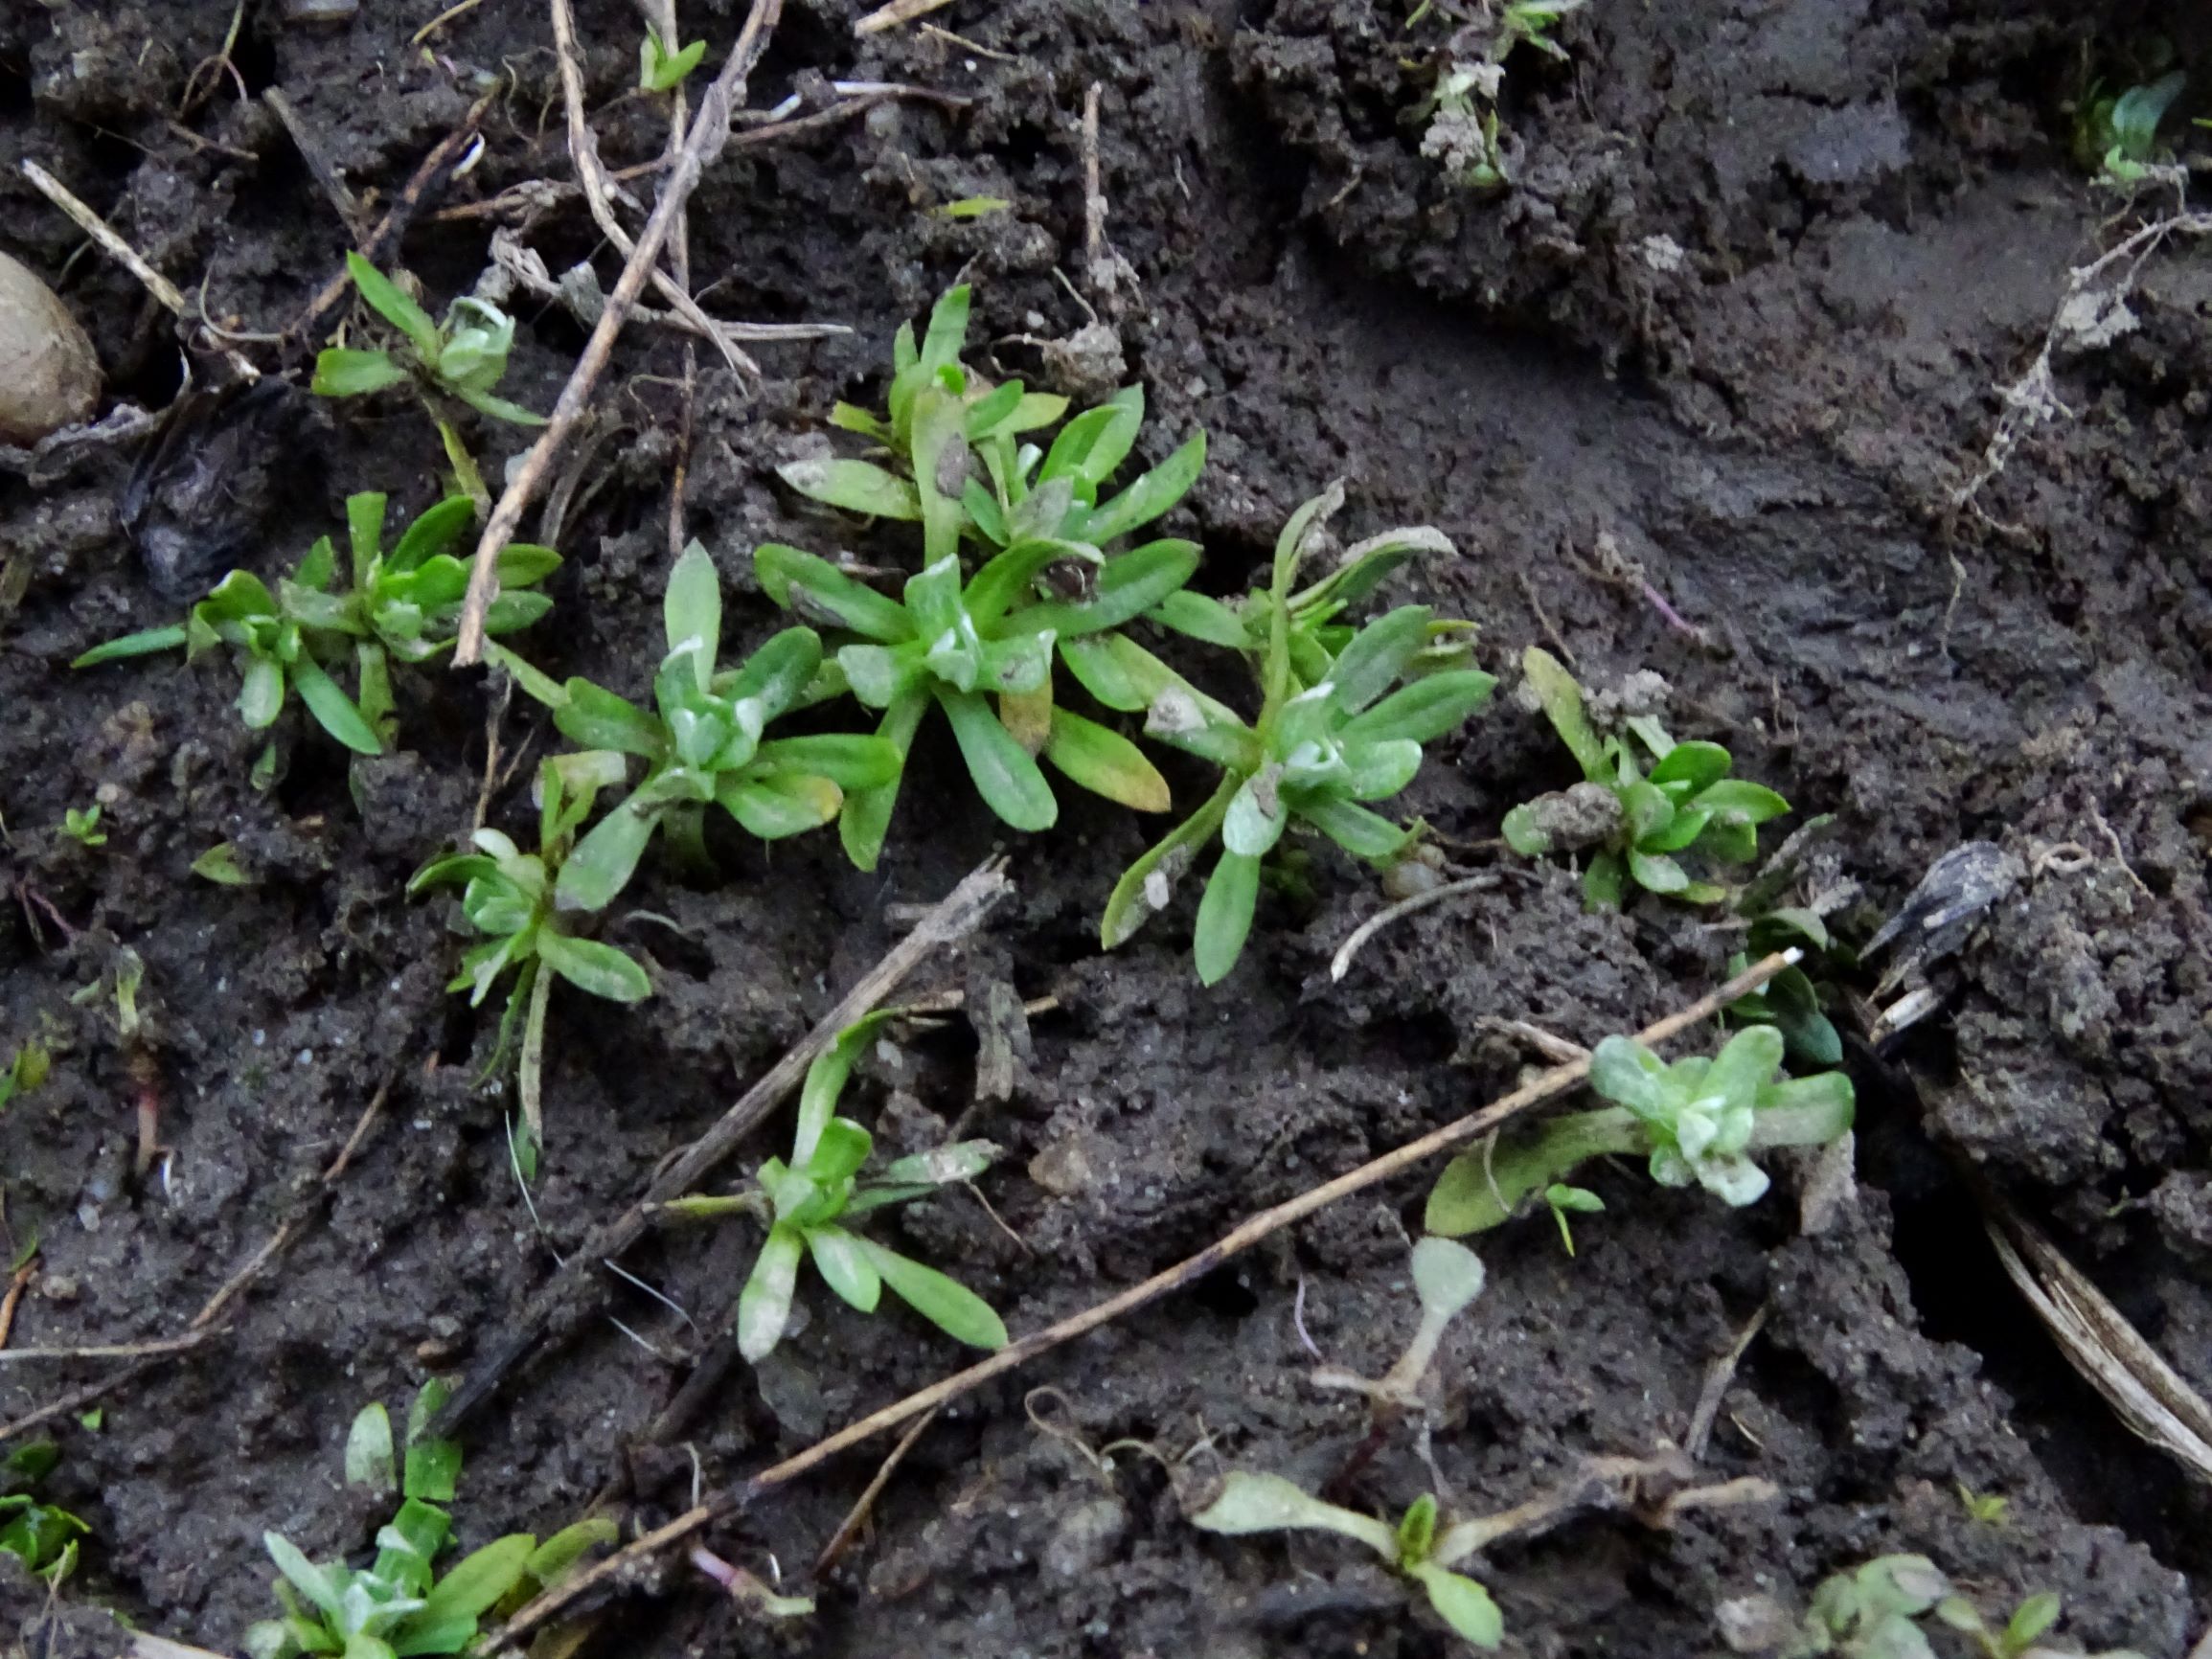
(486, 951, 1801, 1647)
(1330, 875, 1498, 982)
(455, 0, 787, 664)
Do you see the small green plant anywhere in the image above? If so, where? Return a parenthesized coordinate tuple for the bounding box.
(1425, 1026, 1854, 1235)
(411, 754, 650, 1159)
(248, 1383, 615, 1659)
(1956, 1484, 2010, 1528)
(0, 1039, 50, 1111)
(1191, 1474, 1502, 1648)
(1502, 646, 1790, 908)
(760, 284, 1207, 867)
(1417, 2, 1585, 189)
(74, 492, 559, 763)
(57, 805, 105, 848)
(1541, 1182, 1604, 1254)
(1100, 486, 1494, 984)
(2074, 71, 2186, 184)
(674, 1016, 1007, 1363)
(1311, 1236, 1486, 1411)
(1770, 1555, 2140, 1659)
(638, 25, 705, 91)
(552, 542, 901, 909)
(0, 1442, 87, 1582)
(314, 254, 544, 428)
(1726, 906, 1843, 1067)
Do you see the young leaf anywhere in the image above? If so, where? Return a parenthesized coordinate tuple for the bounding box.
(556, 799, 661, 912)
(1408, 1562, 1504, 1648)
(1152, 590, 1249, 648)
(262, 1534, 346, 1621)
(1340, 670, 1496, 745)
(755, 543, 914, 641)
(1043, 709, 1170, 812)
(407, 1534, 534, 1630)
(73, 625, 188, 668)
(854, 1236, 1007, 1350)
(311, 348, 410, 398)
(554, 680, 663, 757)
(936, 687, 1058, 830)
(737, 1225, 806, 1362)
(839, 689, 927, 872)
(1194, 849, 1261, 986)
(1520, 647, 1607, 778)
(663, 541, 721, 690)
(345, 1404, 396, 1492)
(718, 771, 842, 839)
(289, 656, 383, 755)
(536, 932, 652, 1002)
(1190, 1471, 1399, 1557)
(1079, 430, 1205, 543)
(805, 1224, 882, 1313)
(754, 734, 901, 790)
(1015, 539, 1201, 638)
(777, 457, 923, 521)
(346, 253, 441, 358)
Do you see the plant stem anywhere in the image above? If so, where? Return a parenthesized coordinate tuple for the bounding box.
(519, 953, 554, 1149)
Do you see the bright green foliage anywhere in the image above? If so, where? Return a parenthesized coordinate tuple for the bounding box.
(1783, 1555, 2135, 1659)
(2074, 71, 2185, 183)
(701, 1015, 1006, 1363)
(1099, 486, 1494, 984)
(1502, 646, 1790, 908)
(638, 26, 705, 91)
(552, 543, 901, 909)
(57, 806, 104, 848)
(247, 1384, 613, 1659)
(313, 254, 544, 426)
(1191, 1473, 1503, 1649)
(760, 284, 1207, 867)
(73, 492, 560, 759)
(1425, 1027, 1854, 1236)
(1955, 1484, 2009, 1528)
(0, 1442, 88, 1582)
(1726, 907, 1843, 1067)
(0, 1039, 50, 1111)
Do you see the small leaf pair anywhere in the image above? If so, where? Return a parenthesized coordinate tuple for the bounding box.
(410, 754, 651, 1153)
(554, 543, 901, 908)
(74, 492, 560, 759)
(1191, 1474, 1503, 1649)
(314, 253, 543, 427)
(1424, 1026, 1856, 1236)
(1503, 646, 1790, 907)
(1101, 487, 1494, 984)
(0, 1443, 85, 1583)
(716, 1015, 1007, 1363)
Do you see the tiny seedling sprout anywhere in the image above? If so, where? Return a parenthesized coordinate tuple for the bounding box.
(0, 1442, 87, 1583)
(0, 1038, 50, 1111)
(1751, 1554, 2148, 1659)
(670, 1014, 1007, 1363)
(638, 25, 706, 92)
(552, 542, 901, 910)
(248, 1382, 616, 1659)
(58, 805, 104, 847)
(1312, 1236, 1486, 1411)
(1503, 646, 1790, 908)
(1191, 1472, 1504, 1649)
(1425, 1026, 1853, 1236)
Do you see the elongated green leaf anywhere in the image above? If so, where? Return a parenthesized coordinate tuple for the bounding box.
(1339, 670, 1495, 745)
(289, 656, 382, 754)
(387, 494, 474, 572)
(1079, 430, 1205, 544)
(754, 734, 901, 789)
(555, 795, 662, 911)
(524, 1518, 620, 1587)
(1189, 1471, 1397, 1556)
(937, 687, 1057, 830)
(1295, 796, 1412, 863)
(920, 284, 970, 375)
(1195, 848, 1261, 986)
(483, 643, 567, 709)
(407, 1534, 534, 1631)
(1060, 632, 1177, 713)
(806, 1224, 882, 1313)
(311, 347, 409, 398)
(663, 540, 721, 690)
(1101, 776, 1236, 950)
(494, 541, 560, 588)
(456, 387, 546, 426)
(777, 457, 922, 520)
(1038, 397, 1139, 490)
(838, 689, 927, 873)
(553, 679, 663, 757)
(754, 543, 914, 641)
(855, 1236, 1007, 1350)
(1693, 778, 1790, 824)
(73, 625, 187, 668)
(1521, 647, 1607, 779)
(965, 538, 1083, 628)
(345, 1403, 396, 1492)
(1015, 539, 1200, 638)
(536, 932, 651, 1002)
(346, 252, 440, 357)
(718, 771, 841, 839)
(1152, 590, 1249, 648)
(1409, 1563, 1504, 1648)
(1649, 739, 1732, 792)
(1627, 848, 1688, 893)
(1327, 605, 1432, 715)
(262, 1534, 345, 1620)
(1043, 709, 1170, 812)
(404, 1438, 461, 1505)
(737, 1225, 805, 1361)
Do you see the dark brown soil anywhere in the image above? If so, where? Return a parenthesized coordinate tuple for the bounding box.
(2, 0, 2210, 1654)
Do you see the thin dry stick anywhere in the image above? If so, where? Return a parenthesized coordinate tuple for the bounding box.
(812, 1405, 938, 1575)
(550, 0, 760, 377)
(855, 0, 956, 34)
(1684, 1304, 1767, 1461)
(0, 1261, 36, 1352)
(455, 0, 784, 665)
(18, 160, 259, 383)
(432, 856, 1015, 1433)
(0, 1329, 219, 1365)
(490, 950, 1800, 1646)
(1330, 875, 1498, 982)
